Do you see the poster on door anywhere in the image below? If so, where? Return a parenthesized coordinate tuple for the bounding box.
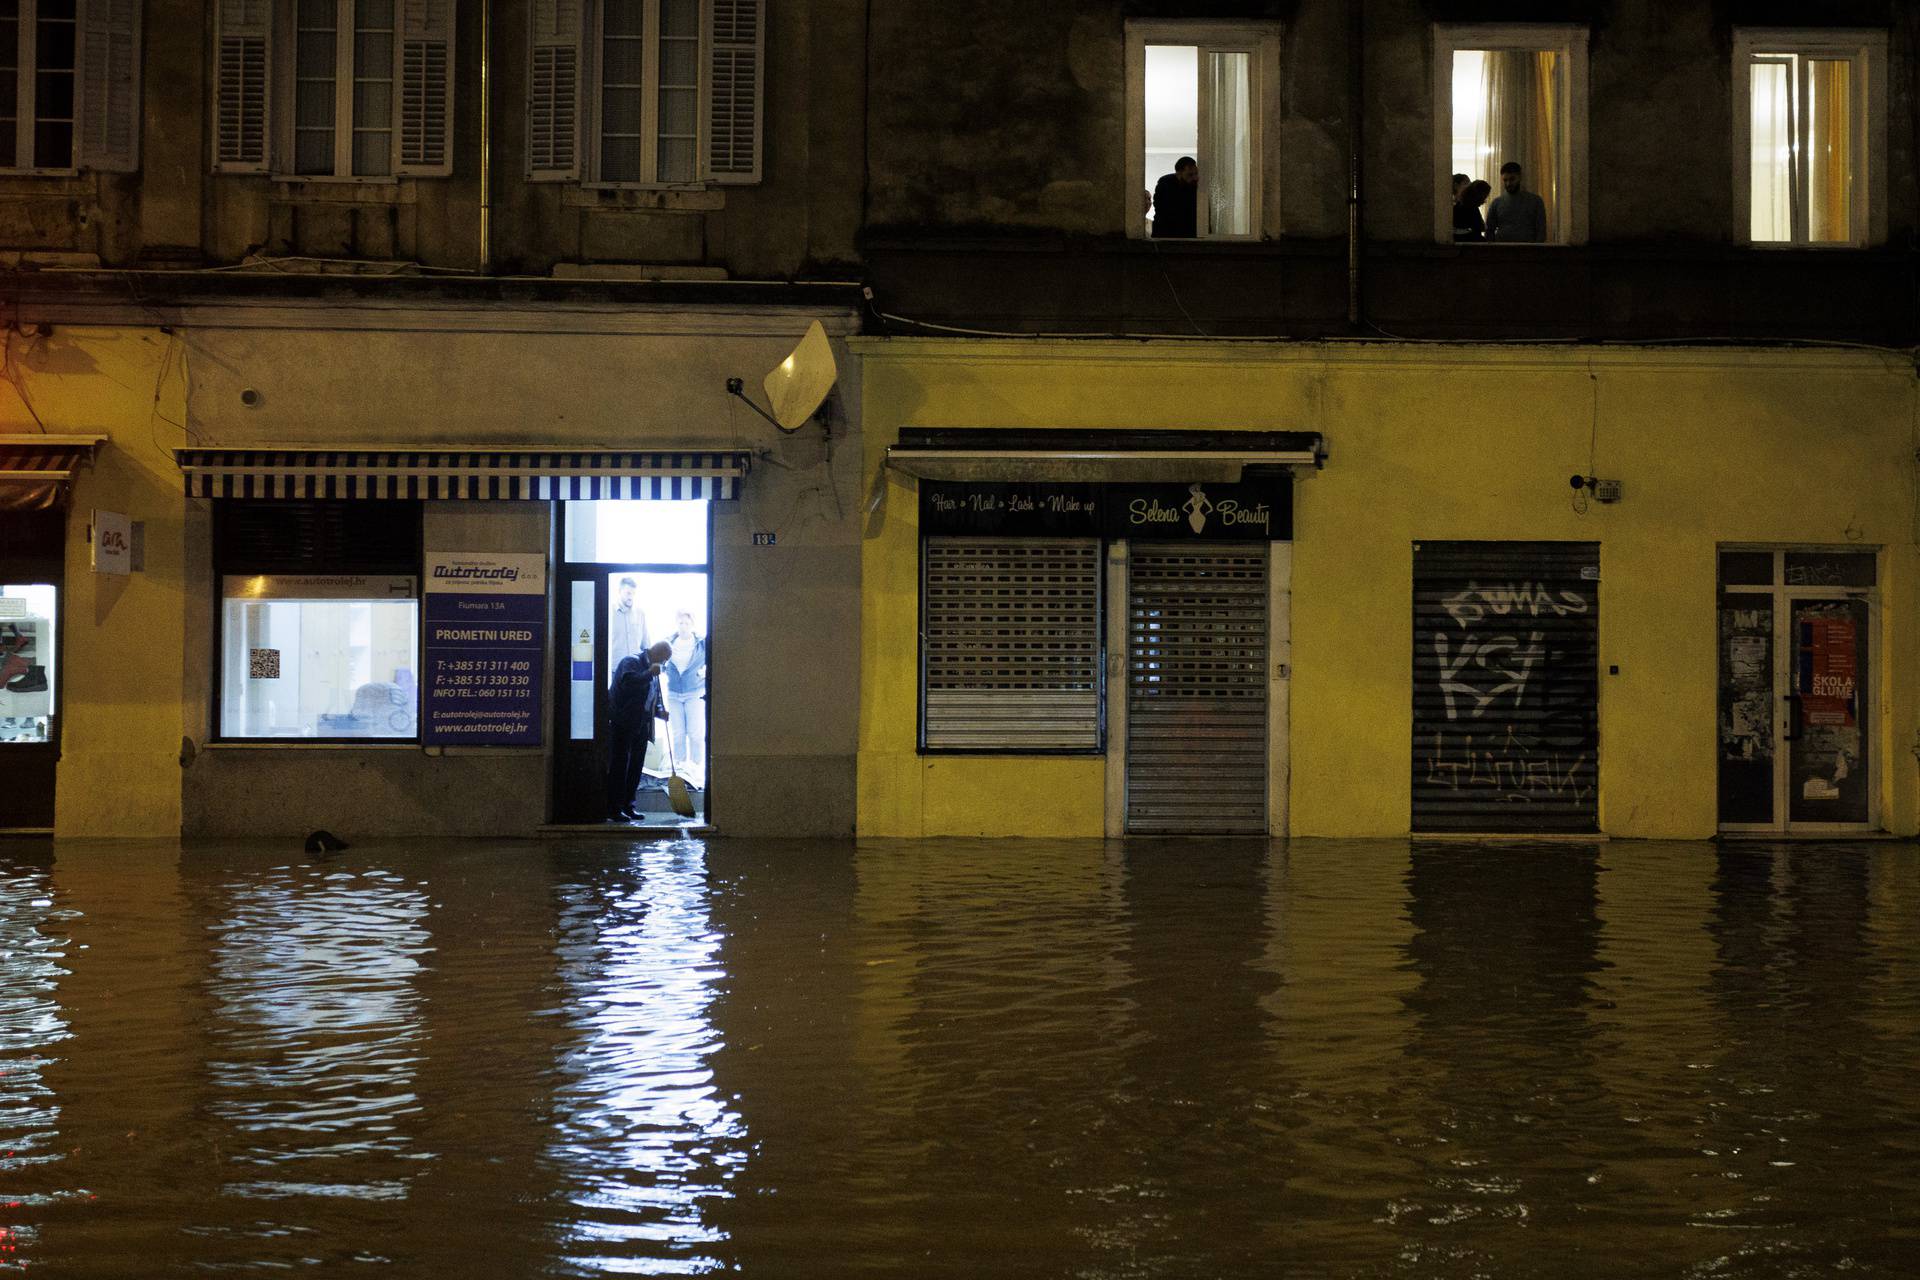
(1799, 616, 1857, 727)
(423, 553, 547, 746)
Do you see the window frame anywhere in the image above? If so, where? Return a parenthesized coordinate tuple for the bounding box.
(1431, 23, 1589, 247)
(1731, 28, 1887, 250)
(917, 535, 1107, 757)
(280, 0, 397, 181)
(2, 0, 78, 173)
(586, 0, 702, 189)
(210, 499, 425, 746)
(1123, 18, 1281, 242)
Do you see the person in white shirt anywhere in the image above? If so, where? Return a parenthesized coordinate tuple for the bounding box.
(608, 576, 647, 673)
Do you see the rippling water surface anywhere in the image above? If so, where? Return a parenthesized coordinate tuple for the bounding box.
(1, 837, 1917, 1277)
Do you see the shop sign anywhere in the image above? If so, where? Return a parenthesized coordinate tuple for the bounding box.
(1799, 616, 1857, 727)
(920, 482, 1102, 537)
(919, 479, 1291, 540)
(423, 553, 547, 746)
(1105, 482, 1288, 541)
(90, 510, 131, 575)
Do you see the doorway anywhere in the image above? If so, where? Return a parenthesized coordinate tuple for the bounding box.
(1718, 548, 1877, 833)
(551, 501, 712, 827)
(1123, 543, 1270, 834)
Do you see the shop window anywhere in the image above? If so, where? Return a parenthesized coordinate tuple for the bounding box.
(0, 583, 55, 744)
(1126, 19, 1278, 240)
(528, 0, 764, 186)
(1, 0, 139, 173)
(1734, 30, 1886, 247)
(1434, 25, 1587, 245)
(211, 0, 454, 177)
(920, 538, 1102, 753)
(214, 500, 422, 741)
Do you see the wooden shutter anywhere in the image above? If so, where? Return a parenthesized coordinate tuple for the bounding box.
(214, 0, 270, 173)
(528, 0, 582, 179)
(76, 0, 141, 172)
(397, 0, 455, 176)
(702, 0, 763, 183)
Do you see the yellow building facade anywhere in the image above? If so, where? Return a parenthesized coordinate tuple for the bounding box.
(856, 338, 1919, 840)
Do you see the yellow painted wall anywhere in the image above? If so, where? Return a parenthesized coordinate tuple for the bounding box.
(856, 339, 1919, 839)
(3, 327, 188, 836)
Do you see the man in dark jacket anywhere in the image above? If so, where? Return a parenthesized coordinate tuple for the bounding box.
(606, 640, 672, 820)
(1151, 156, 1198, 238)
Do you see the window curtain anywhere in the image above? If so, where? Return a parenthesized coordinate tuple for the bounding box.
(1808, 59, 1852, 242)
(1749, 60, 1794, 241)
(1204, 50, 1252, 236)
(1476, 49, 1561, 234)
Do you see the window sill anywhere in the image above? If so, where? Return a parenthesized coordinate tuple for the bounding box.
(203, 740, 421, 750)
(269, 178, 416, 205)
(562, 185, 725, 212)
(0, 172, 88, 194)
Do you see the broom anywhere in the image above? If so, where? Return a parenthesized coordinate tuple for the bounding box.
(658, 676, 697, 819)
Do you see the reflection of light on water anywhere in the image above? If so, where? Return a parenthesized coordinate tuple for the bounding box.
(206, 867, 430, 1203)
(0, 861, 79, 1262)
(549, 841, 745, 1275)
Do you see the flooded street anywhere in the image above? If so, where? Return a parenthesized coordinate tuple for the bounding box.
(2, 837, 1917, 1277)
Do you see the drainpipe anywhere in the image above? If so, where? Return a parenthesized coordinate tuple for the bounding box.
(1346, 0, 1364, 331)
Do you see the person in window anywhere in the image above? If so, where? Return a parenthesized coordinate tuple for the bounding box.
(663, 610, 708, 792)
(606, 640, 672, 822)
(1451, 172, 1470, 202)
(1486, 161, 1547, 242)
(610, 576, 648, 670)
(1151, 156, 1199, 238)
(1453, 179, 1491, 242)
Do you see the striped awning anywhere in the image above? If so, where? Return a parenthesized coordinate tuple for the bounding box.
(175, 449, 751, 500)
(1, 434, 107, 511)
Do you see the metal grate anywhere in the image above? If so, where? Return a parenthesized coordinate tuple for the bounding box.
(1126, 545, 1269, 834)
(922, 538, 1102, 751)
(1412, 542, 1600, 833)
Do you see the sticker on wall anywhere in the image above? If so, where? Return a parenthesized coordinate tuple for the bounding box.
(249, 648, 282, 680)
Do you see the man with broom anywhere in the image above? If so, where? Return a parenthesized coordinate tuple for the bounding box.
(607, 640, 673, 822)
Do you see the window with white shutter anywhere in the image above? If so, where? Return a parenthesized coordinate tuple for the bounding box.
(530, 0, 764, 187)
(4, 0, 138, 172)
(920, 539, 1104, 753)
(213, 0, 457, 179)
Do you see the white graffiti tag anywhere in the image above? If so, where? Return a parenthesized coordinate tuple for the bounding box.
(1432, 629, 1545, 721)
(1442, 581, 1589, 629)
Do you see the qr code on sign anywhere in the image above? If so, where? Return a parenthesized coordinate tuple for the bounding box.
(249, 648, 282, 679)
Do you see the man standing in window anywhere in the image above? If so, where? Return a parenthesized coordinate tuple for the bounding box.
(1151, 157, 1199, 238)
(1487, 162, 1547, 242)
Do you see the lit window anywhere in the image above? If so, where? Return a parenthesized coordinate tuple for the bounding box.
(1433, 25, 1588, 245)
(221, 577, 420, 738)
(0, 583, 55, 745)
(1735, 30, 1886, 247)
(1126, 20, 1278, 240)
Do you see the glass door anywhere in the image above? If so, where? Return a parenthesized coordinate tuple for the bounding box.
(1717, 549, 1876, 833)
(550, 501, 712, 827)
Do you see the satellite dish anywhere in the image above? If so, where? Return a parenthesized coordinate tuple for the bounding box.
(763, 321, 837, 432)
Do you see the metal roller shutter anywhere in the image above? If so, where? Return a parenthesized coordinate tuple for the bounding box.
(1412, 541, 1600, 833)
(922, 538, 1102, 751)
(1126, 544, 1269, 834)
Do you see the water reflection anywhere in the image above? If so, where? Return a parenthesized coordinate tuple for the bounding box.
(0, 848, 71, 1272)
(0, 837, 1914, 1278)
(547, 840, 745, 1275)
(203, 864, 431, 1209)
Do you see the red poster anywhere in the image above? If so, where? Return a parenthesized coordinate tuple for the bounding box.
(1802, 617, 1857, 727)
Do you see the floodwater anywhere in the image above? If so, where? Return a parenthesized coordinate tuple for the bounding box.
(2, 838, 1917, 1278)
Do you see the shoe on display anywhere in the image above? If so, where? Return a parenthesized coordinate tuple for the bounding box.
(0, 655, 28, 684)
(5, 665, 46, 694)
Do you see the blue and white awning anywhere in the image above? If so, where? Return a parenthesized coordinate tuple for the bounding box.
(175, 449, 750, 500)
